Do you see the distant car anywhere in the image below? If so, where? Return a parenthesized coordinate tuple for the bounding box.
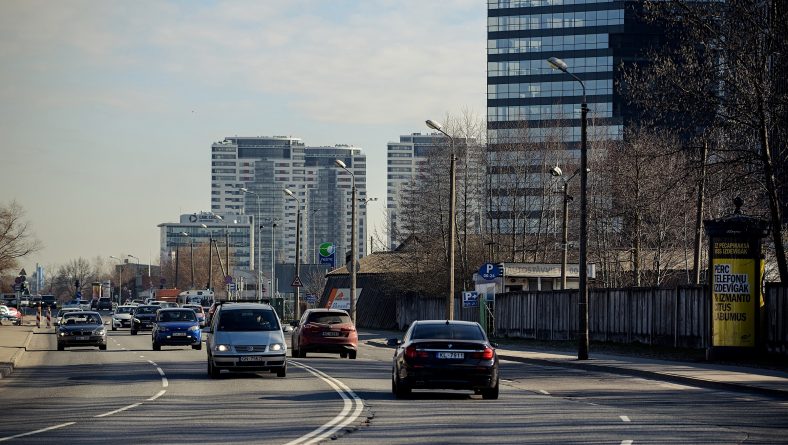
(56, 311, 107, 351)
(0, 305, 22, 325)
(290, 309, 358, 359)
(152, 308, 202, 351)
(40, 295, 57, 309)
(182, 304, 207, 327)
(206, 302, 286, 378)
(111, 305, 135, 330)
(389, 320, 499, 400)
(130, 305, 159, 335)
(96, 297, 113, 311)
(54, 308, 81, 326)
(150, 300, 178, 308)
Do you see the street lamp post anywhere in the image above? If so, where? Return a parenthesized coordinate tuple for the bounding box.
(181, 232, 194, 289)
(109, 256, 123, 304)
(242, 188, 263, 301)
(359, 197, 378, 255)
(426, 119, 456, 321)
(548, 56, 590, 360)
(201, 223, 214, 290)
(127, 254, 140, 299)
(271, 221, 278, 302)
(284, 188, 302, 320)
(311, 208, 320, 264)
(335, 159, 357, 323)
(550, 167, 582, 290)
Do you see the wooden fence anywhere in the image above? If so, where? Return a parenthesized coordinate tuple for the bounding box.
(393, 285, 788, 354)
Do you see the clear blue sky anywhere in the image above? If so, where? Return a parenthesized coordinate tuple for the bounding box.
(0, 0, 485, 274)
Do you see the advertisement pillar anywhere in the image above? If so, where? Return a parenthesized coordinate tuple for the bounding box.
(704, 198, 769, 360)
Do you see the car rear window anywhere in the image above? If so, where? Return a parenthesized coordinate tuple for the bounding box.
(159, 310, 196, 322)
(411, 324, 484, 341)
(218, 309, 279, 332)
(307, 312, 351, 324)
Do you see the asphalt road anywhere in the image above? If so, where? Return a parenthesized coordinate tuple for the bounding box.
(1, 326, 787, 444)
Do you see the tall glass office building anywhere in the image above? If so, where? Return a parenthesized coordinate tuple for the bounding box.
(487, 0, 658, 233)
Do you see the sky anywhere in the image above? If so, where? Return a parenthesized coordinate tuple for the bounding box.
(0, 0, 486, 276)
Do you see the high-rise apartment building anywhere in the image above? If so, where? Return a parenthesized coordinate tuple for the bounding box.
(209, 136, 367, 277)
(487, 0, 656, 233)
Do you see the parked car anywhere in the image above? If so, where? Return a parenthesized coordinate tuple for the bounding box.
(0, 305, 22, 325)
(56, 311, 107, 351)
(111, 305, 135, 330)
(152, 308, 202, 351)
(182, 304, 207, 327)
(389, 320, 499, 400)
(130, 305, 159, 335)
(206, 302, 286, 378)
(290, 309, 357, 359)
(54, 308, 81, 326)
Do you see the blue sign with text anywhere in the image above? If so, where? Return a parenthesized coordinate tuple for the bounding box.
(479, 263, 501, 281)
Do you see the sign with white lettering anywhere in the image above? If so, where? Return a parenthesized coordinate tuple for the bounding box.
(710, 238, 760, 347)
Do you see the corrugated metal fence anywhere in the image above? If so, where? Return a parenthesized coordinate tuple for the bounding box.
(394, 285, 788, 354)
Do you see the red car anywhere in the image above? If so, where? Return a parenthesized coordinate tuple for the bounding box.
(291, 309, 358, 359)
(0, 305, 22, 325)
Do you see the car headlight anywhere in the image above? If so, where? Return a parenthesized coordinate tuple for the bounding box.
(215, 344, 230, 352)
(133, 318, 140, 323)
(268, 343, 284, 352)
(94, 328, 105, 335)
(188, 325, 199, 332)
(59, 332, 66, 337)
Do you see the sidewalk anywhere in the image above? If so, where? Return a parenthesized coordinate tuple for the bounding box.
(0, 320, 38, 378)
(359, 330, 788, 399)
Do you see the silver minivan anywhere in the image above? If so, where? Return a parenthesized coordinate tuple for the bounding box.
(205, 302, 287, 378)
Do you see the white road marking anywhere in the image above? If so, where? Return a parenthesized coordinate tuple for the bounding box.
(0, 422, 76, 442)
(156, 367, 165, 377)
(659, 382, 693, 390)
(620, 416, 631, 422)
(285, 361, 364, 445)
(621, 441, 633, 445)
(148, 390, 167, 401)
(538, 390, 550, 395)
(95, 403, 142, 418)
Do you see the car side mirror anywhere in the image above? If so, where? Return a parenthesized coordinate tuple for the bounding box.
(282, 325, 293, 333)
(386, 338, 401, 347)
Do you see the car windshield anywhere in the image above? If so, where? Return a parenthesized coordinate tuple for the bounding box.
(63, 314, 101, 325)
(116, 307, 132, 314)
(183, 305, 204, 314)
(135, 306, 157, 315)
(218, 309, 279, 332)
(411, 323, 484, 341)
(158, 310, 196, 322)
(308, 312, 351, 324)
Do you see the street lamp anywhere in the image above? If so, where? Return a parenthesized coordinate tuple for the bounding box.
(335, 159, 358, 324)
(550, 166, 583, 290)
(426, 119, 456, 321)
(109, 256, 123, 304)
(359, 197, 378, 255)
(127, 254, 140, 299)
(181, 232, 194, 289)
(201, 223, 214, 291)
(284, 188, 302, 320)
(242, 187, 263, 301)
(548, 56, 590, 360)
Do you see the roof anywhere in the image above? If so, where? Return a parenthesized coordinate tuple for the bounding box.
(326, 250, 421, 276)
(216, 302, 273, 310)
(414, 320, 480, 326)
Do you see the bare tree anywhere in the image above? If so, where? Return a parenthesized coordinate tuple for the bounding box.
(0, 201, 42, 275)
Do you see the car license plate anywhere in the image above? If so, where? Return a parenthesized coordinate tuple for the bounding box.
(436, 352, 464, 359)
(75, 336, 89, 341)
(173, 332, 187, 337)
(239, 356, 265, 362)
(322, 331, 340, 337)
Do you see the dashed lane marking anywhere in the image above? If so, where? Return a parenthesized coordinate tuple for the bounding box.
(620, 416, 631, 422)
(621, 441, 633, 445)
(538, 390, 550, 395)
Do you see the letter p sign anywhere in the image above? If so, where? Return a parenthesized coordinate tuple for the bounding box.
(479, 263, 500, 281)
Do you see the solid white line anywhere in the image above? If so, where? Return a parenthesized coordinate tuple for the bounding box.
(621, 440, 633, 445)
(0, 422, 76, 442)
(284, 361, 364, 445)
(95, 403, 142, 418)
(156, 367, 165, 377)
(148, 390, 167, 401)
(620, 416, 631, 422)
(538, 390, 550, 395)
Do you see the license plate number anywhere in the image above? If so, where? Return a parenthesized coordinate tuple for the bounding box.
(75, 336, 89, 341)
(322, 331, 340, 337)
(173, 332, 187, 336)
(436, 352, 464, 359)
(239, 356, 265, 362)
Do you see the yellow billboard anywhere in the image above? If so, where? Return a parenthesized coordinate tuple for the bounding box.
(711, 253, 758, 347)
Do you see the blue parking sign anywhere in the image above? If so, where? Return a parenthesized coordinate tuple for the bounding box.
(462, 291, 479, 308)
(479, 263, 501, 281)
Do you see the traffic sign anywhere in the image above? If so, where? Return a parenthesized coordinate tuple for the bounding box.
(224, 275, 233, 284)
(291, 276, 303, 287)
(462, 291, 479, 308)
(19, 269, 27, 276)
(479, 263, 501, 281)
(305, 294, 317, 304)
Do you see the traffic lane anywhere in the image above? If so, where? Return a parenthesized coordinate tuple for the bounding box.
(503, 359, 788, 443)
(0, 329, 168, 440)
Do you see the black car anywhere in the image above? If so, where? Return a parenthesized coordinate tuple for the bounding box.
(389, 320, 499, 400)
(56, 311, 107, 351)
(131, 305, 159, 335)
(96, 297, 113, 311)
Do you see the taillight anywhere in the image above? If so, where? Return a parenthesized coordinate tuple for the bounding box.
(404, 346, 428, 360)
(473, 347, 495, 360)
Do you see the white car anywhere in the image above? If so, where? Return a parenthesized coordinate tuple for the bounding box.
(111, 305, 135, 330)
(54, 308, 81, 326)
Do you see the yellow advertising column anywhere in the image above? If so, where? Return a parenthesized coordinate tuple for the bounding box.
(704, 199, 769, 360)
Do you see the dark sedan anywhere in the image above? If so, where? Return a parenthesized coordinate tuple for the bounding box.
(131, 305, 159, 335)
(56, 311, 107, 351)
(389, 320, 499, 400)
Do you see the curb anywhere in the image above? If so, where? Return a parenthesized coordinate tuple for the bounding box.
(365, 340, 788, 400)
(0, 329, 35, 379)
